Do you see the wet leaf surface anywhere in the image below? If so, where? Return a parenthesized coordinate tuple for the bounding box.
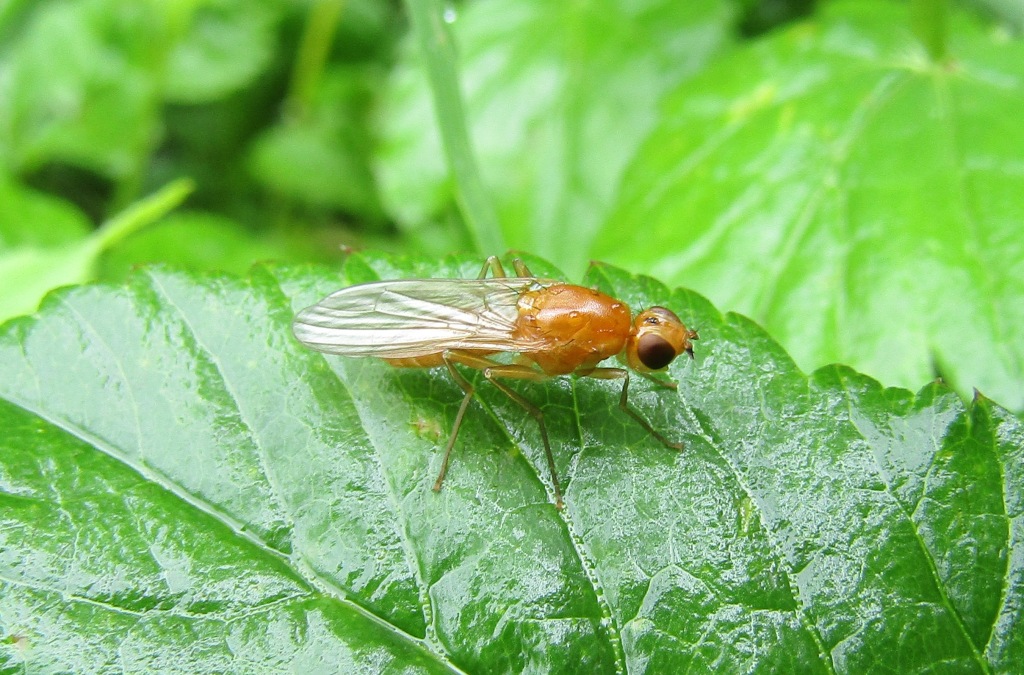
(1, 253, 1021, 672)
(596, 1, 1024, 411)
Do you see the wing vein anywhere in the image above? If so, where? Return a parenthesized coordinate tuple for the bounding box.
(293, 278, 552, 359)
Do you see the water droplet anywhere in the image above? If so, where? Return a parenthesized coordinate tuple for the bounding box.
(443, 5, 457, 23)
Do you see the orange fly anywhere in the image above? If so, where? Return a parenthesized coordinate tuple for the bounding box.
(293, 256, 698, 509)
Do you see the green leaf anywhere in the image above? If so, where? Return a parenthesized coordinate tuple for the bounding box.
(164, 0, 282, 104)
(0, 175, 92, 248)
(0, 0, 162, 179)
(96, 211, 328, 281)
(375, 0, 736, 270)
(0, 394, 450, 672)
(0, 179, 193, 322)
(0, 0, 288, 184)
(247, 66, 385, 218)
(2, 252, 1022, 672)
(594, 0, 1024, 411)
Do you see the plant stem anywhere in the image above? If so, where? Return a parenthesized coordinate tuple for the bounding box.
(94, 179, 195, 253)
(404, 0, 505, 255)
(288, 0, 345, 119)
(911, 0, 948, 62)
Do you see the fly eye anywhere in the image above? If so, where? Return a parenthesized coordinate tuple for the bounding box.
(637, 334, 678, 370)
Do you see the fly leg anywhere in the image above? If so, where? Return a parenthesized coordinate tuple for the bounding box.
(435, 353, 479, 492)
(479, 259, 536, 280)
(478, 256, 507, 279)
(586, 368, 684, 450)
(512, 259, 535, 277)
(479, 255, 535, 279)
(444, 351, 563, 509)
(483, 367, 562, 509)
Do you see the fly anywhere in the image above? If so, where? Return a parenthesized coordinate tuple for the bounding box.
(293, 256, 699, 509)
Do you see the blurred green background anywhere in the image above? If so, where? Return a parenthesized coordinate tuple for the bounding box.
(1, 0, 1022, 411)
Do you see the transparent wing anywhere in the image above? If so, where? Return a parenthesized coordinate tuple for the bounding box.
(293, 277, 551, 358)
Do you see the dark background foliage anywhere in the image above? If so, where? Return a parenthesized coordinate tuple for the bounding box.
(2, 0, 1023, 671)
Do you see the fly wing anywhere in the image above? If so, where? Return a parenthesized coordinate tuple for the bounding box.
(293, 277, 548, 358)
